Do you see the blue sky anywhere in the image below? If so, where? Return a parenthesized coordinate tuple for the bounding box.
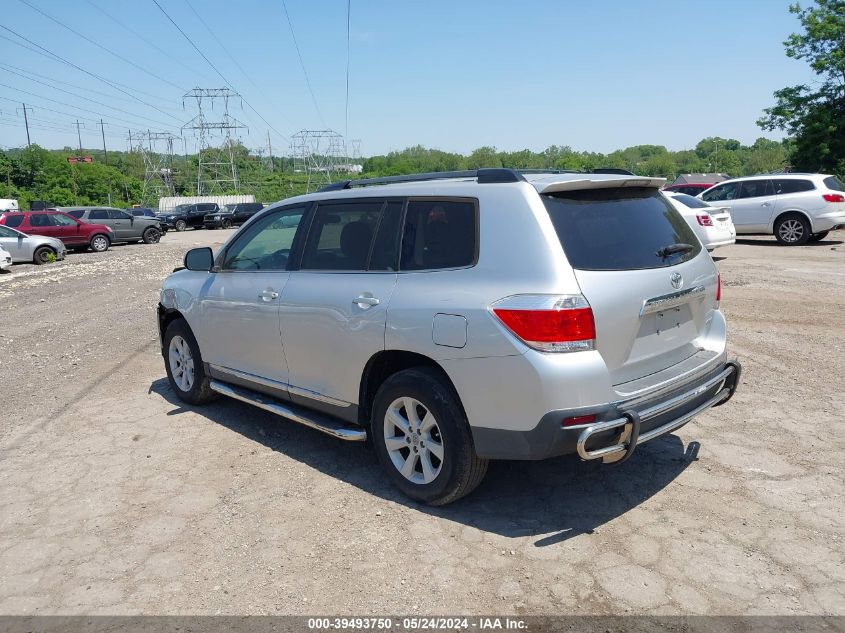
(0, 0, 815, 156)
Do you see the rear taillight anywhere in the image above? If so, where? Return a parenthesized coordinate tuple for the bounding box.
(716, 272, 721, 304)
(492, 294, 596, 352)
(696, 214, 713, 226)
(823, 193, 845, 203)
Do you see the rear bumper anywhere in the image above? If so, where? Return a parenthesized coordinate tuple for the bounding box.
(472, 360, 741, 461)
(813, 210, 845, 232)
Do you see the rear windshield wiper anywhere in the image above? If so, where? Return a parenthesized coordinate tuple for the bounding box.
(656, 243, 694, 259)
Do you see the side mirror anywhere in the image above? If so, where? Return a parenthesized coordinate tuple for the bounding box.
(184, 247, 214, 271)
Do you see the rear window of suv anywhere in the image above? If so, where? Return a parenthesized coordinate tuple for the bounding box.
(774, 179, 815, 194)
(542, 187, 702, 271)
(823, 176, 844, 192)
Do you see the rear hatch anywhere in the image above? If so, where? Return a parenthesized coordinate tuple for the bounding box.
(540, 181, 719, 386)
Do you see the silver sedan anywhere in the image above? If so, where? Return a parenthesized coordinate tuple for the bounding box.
(0, 224, 67, 265)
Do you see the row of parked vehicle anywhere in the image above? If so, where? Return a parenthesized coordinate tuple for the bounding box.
(0, 206, 165, 268)
(665, 172, 845, 245)
(155, 202, 265, 231)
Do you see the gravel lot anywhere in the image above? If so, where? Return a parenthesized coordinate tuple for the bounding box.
(1, 228, 843, 616)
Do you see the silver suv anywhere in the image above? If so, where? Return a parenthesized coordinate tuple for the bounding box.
(699, 173, 845, 245)
(158, 169, 741, 505)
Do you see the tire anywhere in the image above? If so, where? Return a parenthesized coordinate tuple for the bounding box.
(32, 246, 55, 265)
(174, 219, 187, 232)
(222, 218, 232, 229)
(371, 367, 488, 505)
(89, 234, 110, 252)
(774, 213, 811, 245)
(162, 318, 218, 405)
(808, 231, 830, 243)
(142, 227, 162, 244)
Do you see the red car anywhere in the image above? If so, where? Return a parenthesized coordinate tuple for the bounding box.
(0, 210, 114, 252)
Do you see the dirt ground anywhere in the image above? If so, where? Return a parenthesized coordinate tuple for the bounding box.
(0, 227, 843, 616)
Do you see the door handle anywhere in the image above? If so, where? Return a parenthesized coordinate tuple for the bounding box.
(259, 289, 279, 301)
(761, 202, 771, 207)
(353, 295, 380, 307)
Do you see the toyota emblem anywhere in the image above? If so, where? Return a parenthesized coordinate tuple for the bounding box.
(670, 272, 683, 289)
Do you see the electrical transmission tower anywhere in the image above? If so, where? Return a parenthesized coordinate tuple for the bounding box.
(182, 88, 247, 195)
(349, 139, 362, 162)
(290, 129, 346, 192)
(129, 130, 178, 206)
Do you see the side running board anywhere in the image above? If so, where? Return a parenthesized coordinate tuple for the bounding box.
(209, 380, 367, 442)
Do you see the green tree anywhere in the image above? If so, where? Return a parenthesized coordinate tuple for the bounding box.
(758, 0, 845, 173)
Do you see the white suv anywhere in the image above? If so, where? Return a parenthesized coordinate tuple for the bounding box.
(699, 173, 845, 245)
(158, 169, 741, 505)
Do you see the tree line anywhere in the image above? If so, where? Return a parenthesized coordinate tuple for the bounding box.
(0, 135, 797, 210)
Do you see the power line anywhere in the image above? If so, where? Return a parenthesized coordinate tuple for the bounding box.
(0, 80, 180, 134)
(85, 0, 216, 85)
(345, 0, 351, 146)
(0, 66, 180, 130)
(280, 0, 325, 127)
(0, 92, 169, 141)
(182, 0, 272, 104)
(17, 0, 184, 91)
(150, 0, 291, 144)
(0, 33, 184, 107)
(0, 24, 183, 123)
(0, 61, 184, 114)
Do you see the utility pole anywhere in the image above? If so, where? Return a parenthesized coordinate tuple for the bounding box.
(75, 120, 83, 154)
(19, 103, 31, 147)
(99, 119, 108, 165)
(267, 130, 274, 172)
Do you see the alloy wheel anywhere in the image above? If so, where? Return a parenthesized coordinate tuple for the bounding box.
(168, 335, 195, 392)
(383, 397, 444, 485)
(779, 219, 804, 243)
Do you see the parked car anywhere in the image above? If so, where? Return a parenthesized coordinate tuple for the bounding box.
(202, 209, 234, 230)
(0, 224, 68, 264)
(158, 203, 219, 231)
(208, 202, 265, 229)
(0, 211, 113, 252)
(699, 173, 845, 244)
(663, 192, 736, 251)
(0, 244, 11, 271)
(158, 168, 741, 505)
(61, 207, 162, 244)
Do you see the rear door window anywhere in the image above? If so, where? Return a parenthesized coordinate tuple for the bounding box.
(542, 187, 701, 271)
(66, 210, 84, 219)
(774, 179, 815, 194)
(301, 201, 384, 271)
(3, 215, 23, 227)
(28, 214, 51, 228)
(738, 180, 774, 199)
(49, 214, 77, 226)
(109, 209, 131, 219)
(400, 199, 477, 270)
(89, 209, 109, 220)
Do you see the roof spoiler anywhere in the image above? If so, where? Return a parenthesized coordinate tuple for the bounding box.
(539, 177, 666, 194)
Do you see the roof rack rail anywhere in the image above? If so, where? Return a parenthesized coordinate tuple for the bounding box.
(318, 168, 525, 192)
(518, 168, 636, 176)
